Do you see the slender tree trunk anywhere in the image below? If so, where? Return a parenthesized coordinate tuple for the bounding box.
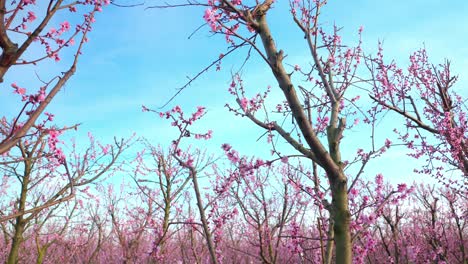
(158, 198, 171, 256)
(8, 161, 31, 264)
(189, 167, 218, 264)
(7, 221, 25, 264)
(88, 225, 103, 264)
(36, 247, 46, 264)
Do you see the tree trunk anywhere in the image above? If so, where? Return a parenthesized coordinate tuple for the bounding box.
(7, 221, 26, 264)
(330, 176, 352, 263)
(246, 6, 353, 263)
(189, 167, 218, 264)
(8, 159, 31, 264)
(36, 247, 46, 264)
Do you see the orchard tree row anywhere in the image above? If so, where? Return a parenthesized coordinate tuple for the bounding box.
(0, 0, 466, 263)
(0, 108, 466, 263)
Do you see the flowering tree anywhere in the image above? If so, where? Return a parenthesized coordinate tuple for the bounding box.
(29, 200, 78, 264)
(368, 48, 467, 193)
(0, 0, 110, 154)
(147, 0, 467, 262)
(0, 119, 130, 263)
(132, 140, 201, 261)
(150, 0, 383, 262)
(213, 156, 311, 263)
(143, 105, 220, 263)
(366, 184, 467, 263)
(104, 182, 155, 263)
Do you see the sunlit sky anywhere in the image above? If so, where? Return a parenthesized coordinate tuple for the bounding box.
(1, 0, 467, 184)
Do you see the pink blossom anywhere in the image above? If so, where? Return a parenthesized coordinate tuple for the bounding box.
(375, 173, 384, 185)
(45, 112, 54, 121)
(172, 105, 182, 113)
(60, 21, 71, 32)
(384, 138, 392, 148)
(11, 83, 26, 95)
(358, 25, 364, 33)
(27, 11, 36, 22)
(240, 97, 248, 111)
(100, 144, 110, 155)
(203, 8, 220, 31)
(221, 143, 231, 152)
(49, 28, 57, 35)
(397, 183, 407, 192)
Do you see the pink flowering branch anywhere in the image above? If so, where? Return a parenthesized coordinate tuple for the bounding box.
(131, 140, 196, 259)
(144, 105, 219, 263)
(368, 47, 467, 192)
(0, 0, 111, 155)
(0, 122, 131, 263)
(0, 125, 131, 221)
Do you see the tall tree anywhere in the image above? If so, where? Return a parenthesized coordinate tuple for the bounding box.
(149, 0, 467, 262)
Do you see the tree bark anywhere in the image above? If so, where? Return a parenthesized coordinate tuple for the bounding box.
(330, 176, 352, 263)
(252, 11, 352, 264)
(7, 221, 25, 264)
(187, 165, 218, 264)
(7, 156, 31, 264)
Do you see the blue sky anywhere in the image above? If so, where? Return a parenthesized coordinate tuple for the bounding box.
(1, 0, 467, 184)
